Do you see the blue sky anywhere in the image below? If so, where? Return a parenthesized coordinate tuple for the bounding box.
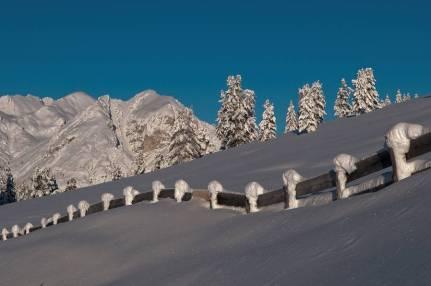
(0, 0, 430, 125)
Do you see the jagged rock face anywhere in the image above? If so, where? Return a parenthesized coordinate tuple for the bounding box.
(0, 91, 218, 190)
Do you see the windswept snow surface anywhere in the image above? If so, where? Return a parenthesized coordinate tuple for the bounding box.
(0, 170, 431, 285)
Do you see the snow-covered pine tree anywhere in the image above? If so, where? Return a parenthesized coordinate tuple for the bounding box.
(298, 84, 318, 133)
(395, 89, 403, 103)
(164, 107, 202, 166)
(258, 99, 277, 141)
(403, 93, 411, 102)
(334, 79, 353, 118)
(284, 100, 298, 133)
(311, 81, 326, 123)
(0, 166, 15, 205)
(15, 182, 31, 201)
(134, 151, 146, 175)
(216, 75, 257, 149)
(30, 167, 58, 198)
(352, 68, 380, 114)
(384, 94, 392, 106)
(65, 178, 77, 192)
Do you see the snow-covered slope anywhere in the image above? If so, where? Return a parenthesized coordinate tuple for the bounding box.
(0, 91, 216, 189)
(0, 96, 430, 285)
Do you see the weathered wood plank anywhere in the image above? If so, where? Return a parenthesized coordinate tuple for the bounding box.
(296, 171, 337, 197)
(87, 202, 104, 215)
(133, 192, 153, 204)
(158, 188, 175, 199)
(217, 192, 247, 208)
(406, 132, 431, 160)
(257, 188, 285, 208)
(109, 198, 125, 209)
(347, 150, 392, 182)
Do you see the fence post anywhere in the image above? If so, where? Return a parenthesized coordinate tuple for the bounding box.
(208, 180, 223, 209)
(245, 182, 265, 213)
(333, 154, 358, 199)
(175, 179, 191, 202)
(282, 169, 303, 209)
(152, 181, 165, 203)
(386, 123, 429, 181)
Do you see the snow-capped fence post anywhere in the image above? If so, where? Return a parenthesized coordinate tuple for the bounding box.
(23, 223, 33, 235)
(152, 181, 165, 203)
(67, 204, 77, 221)
(333, 154, 358, 199)
(41, 217, 49, 228)
(11, 225, 20, 238)
(123, 186, 140, 206)
(52, 213, 61, 225)
(2, 228, 9, 240)
(174, 180, 191, 203)
(208, 180, 223, 209)
(78, 200, 90, 217)
(282, 169, 304, 209)
(386, 123, 430, 181)
(101, 193, 114, 211)
(245, 182, 265, 213)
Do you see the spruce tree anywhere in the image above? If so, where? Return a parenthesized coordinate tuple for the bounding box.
(334, 79, 352, 118)
(165, 108, 202, 166)
(284, 100, 298, 133)
(384, 94, 392, 106)
(258, 99, 277, 141)
(395, 89, 403, 103)
(298, 84, 317, 133)
(0, 166, 15, 205)
(352, 68, 380, 114)
(65, 178, 77, 192)
(311, 81, 326, 123)
(30, 167, 58, 198)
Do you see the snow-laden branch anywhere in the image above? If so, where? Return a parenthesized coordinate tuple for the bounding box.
(282, 169, 304, 209)
(152, 180, 165, 203)
(245, 182, 265, 213)
(78, 200, 90, 217)
(334, 154, 358, 199)
(101, 193, 114, 211)
(123, 186, 139, 206)
(208, 180, 223, 209)
(386, 123, 430, 181)
(67, 204, 77, 221)
(2, 228, 9, 240)
(174, 180, 190, 203)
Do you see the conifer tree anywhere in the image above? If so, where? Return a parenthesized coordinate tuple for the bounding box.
(30, 167, 58, 198)
(65, 178, 77, 192)
(383, 94, 392, 106)
(352, 68, 380, 114)
(284, 100, 298, 133)
(0, 166, 15, 205)
(395, 89, 403, 103)
(298, 84, 317, 133)
(311, 81, 326, 123)
(334, 79, 352, 118)
(258, 99, 277, 141)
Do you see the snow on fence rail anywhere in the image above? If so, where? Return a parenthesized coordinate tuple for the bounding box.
(210, 123, 431, 213)
(2, 123, 431, 241)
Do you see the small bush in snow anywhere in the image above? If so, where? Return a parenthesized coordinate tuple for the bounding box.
(208, 180, 223, 209)
(78, 200, 90, 217)
(282, 169, 304, 209)
(67, 204, 77, 221)
(101, 193, 114, 211)
(152, 180, 165, 203)
(52, 213, 61, 225)
(123, 186, 139, 206)
(174, 180, 190, 203)
(11, 225, 20, 238)
(2, 228, 9, 240)
(245, 182, 265, 213)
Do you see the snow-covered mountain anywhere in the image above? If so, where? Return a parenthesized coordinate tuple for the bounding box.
(0, 91, 218, 189)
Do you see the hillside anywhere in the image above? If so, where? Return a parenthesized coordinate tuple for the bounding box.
(0, 96, 430, 285)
